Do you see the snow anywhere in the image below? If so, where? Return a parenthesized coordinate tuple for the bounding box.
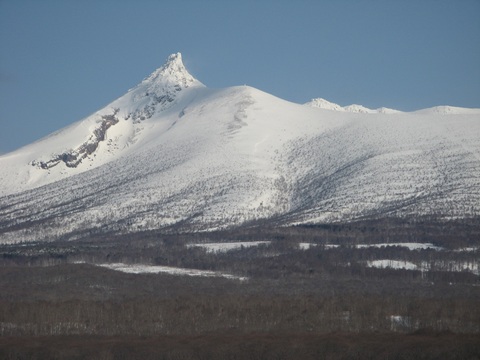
(304, 98, 344, 111)
(454, 247, 479, 252)
(355, 243, 442, 250)
(298, 242, 318, 250)
(305, 98, 401, 113)
(306, 98, 480, 115)
(413, 105, 480, 115)
(140, 52, 202, 89)
(367, 259, 479, 275)
(389, 315, 412, 331)
(298, 243, 441, 250)
(96, 263, 247, 281)
(367, 260, 418, 270)
(1, 52, 480, 243)
(343, 104, 376, 114)
(187, 241, 271, 253)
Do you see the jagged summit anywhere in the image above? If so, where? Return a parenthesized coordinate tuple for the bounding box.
(125, 52, 205, 116)
(141, 52, 203, 90)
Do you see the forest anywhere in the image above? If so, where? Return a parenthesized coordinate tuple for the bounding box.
(0, 217, 479, 359)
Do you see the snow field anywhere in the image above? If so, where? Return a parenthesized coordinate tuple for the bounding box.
(298, 242, 441, 250)
(96, 263, 247, 281)
(187, 241, 271, 253)
(366, 259, 479, 275)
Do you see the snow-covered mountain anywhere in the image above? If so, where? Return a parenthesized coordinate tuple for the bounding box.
(1, 53, 480, 243)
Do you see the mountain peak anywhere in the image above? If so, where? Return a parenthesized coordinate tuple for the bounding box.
(142, 52, 203, 89)
(166, 52, 184, 68)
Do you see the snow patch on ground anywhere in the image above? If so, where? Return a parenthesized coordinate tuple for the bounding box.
(356, 243, 442, 250)
(187, 241, 271, 253)
(96, 263, 247, 281)
(367, 260, 418, 270)
(298, 242, 318, 250)
(298, 243, 441, 250)
(367, 259, 479, 275)
(454, 247, 479, 252)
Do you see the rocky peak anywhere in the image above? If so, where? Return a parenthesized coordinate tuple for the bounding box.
(141, 52, 203, 90)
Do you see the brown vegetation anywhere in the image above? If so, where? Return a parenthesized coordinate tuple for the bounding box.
(0, 218, 479, 358)
(1, 332, 479, 360)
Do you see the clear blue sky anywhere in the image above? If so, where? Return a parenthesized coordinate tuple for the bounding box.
(1, 0, 479, 153)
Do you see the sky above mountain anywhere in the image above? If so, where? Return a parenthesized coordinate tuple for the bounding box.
(1, 0, 479, 153)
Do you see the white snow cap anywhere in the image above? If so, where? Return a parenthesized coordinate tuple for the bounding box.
(142, 52, 203, 89)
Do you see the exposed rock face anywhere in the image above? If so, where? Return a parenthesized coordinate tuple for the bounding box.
(32, 109, 119, 169)
(127, 88, 179, 123)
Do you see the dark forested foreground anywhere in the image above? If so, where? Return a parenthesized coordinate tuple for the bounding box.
(1, 332, 480, 360)
(0, 218, 479, 359)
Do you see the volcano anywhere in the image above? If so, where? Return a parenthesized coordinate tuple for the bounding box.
(1, 53, 479, 244)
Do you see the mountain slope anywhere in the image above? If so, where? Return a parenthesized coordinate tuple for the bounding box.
(1, 54, 480, 243)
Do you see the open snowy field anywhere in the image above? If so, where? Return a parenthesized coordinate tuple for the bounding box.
(95, 262, 247, 281)
(186, 241, 271, 253)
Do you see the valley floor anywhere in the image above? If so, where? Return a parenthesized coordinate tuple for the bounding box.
(0, 218, 479, 359)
